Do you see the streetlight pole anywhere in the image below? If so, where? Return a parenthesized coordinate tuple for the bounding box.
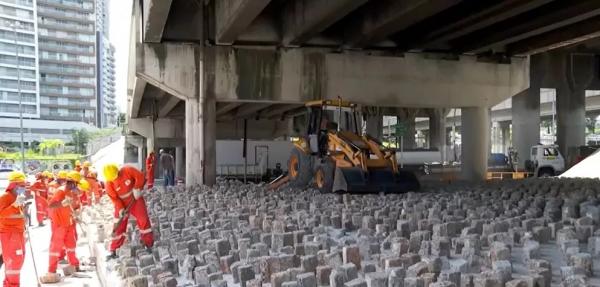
(12, 22, 25, 172)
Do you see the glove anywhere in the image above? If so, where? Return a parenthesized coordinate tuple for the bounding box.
(61, 197, 72, 207)
(14, 195, 26, 206)
(133, 188, 142, 200)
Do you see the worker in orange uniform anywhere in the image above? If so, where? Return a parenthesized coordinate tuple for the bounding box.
(81, 161, 91, 177)
(74, 160, 81, 172)
(0, 171, 28, 287)
(103, 163, 153, 260)
(40, 171, 82, 284)
(30, 172, 49, 227)
(145, 151, 156, 189)
(85, 171, 103, 204)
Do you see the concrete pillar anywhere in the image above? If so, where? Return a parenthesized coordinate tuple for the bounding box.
(499, 121, 511, 154)
(146, 137, 155, 154)
(137, 146, 144, 170)
(461, 107, 489, 181)
(429, 108, 448, 161)
(556, 87, 585, 166)
(397, 109, 417, 149)
(185, 88, 216, 186)
(365, 114, 383, 140)
(175, 146, 184, 179)
(512, 87, 540, 169)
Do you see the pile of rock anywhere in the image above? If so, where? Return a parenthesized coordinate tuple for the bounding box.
(95, 178, 600, 287)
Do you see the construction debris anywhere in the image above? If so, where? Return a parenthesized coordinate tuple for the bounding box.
(92, 178, 600, 286)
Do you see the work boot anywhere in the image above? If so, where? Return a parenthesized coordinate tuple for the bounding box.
(105, 251, 117, 261)
(38, 222, 45, 227)
(58, 258, 68, 264)
(40, 272, 61, 284)
(62, 265, 76, 276)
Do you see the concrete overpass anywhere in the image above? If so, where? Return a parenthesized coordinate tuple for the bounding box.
(127, 0, 600, 184)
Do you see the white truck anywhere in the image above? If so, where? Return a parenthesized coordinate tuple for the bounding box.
(525, 144, 565, 177)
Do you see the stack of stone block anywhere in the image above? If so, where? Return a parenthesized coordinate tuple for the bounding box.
(91, 178, 600, 287)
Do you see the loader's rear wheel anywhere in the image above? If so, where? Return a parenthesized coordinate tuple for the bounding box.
(288, 148, 313, 188)
(315, 159, 335, 193)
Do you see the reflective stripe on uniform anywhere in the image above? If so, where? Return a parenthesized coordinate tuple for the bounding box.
(5, 269, 20, 275)
(15, 249, 22, 256)
(139, 228, 152, 234)
(1, 214, 25, 219)
(65, 248, 76, 253)
(49, 252, 61, 257)
(118, 191, 132, 199)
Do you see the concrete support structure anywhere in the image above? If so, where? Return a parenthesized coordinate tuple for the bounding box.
(556, 88, 586, 166)
(428, 108, 449, 161)
(137, 146, 144, 170)
(512, 87, 541, 169)
(461, 107, 490, 181)
(499, 121, 511, 154)
(175, 146, 184, 179)
(397, 109, 418, 149)
(365, 114, 383, 140)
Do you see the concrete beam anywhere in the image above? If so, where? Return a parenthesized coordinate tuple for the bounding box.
(137, 42, 199, 100)
(128, 117, 184, 139)
(347, 0, 461, 47)
(219, 103, 271, 120)
(158, 95, 181, 117)
(216, 102, 243, 116)
(215, 0, 271, 44)
(415, 0, 552, 48)
(129, 77, 147, 118)
(283, 0, 366, 46)
(261, 104, 302, 119)
(454, 0, 600, 53)
(507, 15, 600, 55)
(211, 47, 529, 108)
(142, 0, 173, 43)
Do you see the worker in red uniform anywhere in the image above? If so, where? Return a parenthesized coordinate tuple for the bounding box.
(86, 171, 103, 204)
(41, 171, 82, 284)
(0, 171, 28, 287)
(145, 151, 156, 189)
(103, 163, 153, 260)
(74, 160, 82, 172)
(81, 161, 91, 177)
(30, 172, 49, 227)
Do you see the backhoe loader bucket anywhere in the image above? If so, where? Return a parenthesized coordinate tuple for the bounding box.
(333, 167, 420, 193)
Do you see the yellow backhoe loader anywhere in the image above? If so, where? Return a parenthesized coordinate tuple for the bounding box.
(285, 99, 420, 193)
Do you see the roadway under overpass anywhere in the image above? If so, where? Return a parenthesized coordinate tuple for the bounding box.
(126, 0, 600, 185)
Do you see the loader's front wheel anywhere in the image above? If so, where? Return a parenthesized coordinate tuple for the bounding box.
(315, 159, 335, 193)
(288, 148, 313, 188)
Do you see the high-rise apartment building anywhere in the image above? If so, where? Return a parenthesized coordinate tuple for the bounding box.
(0, 0, 39, 125)
(0, 0, 101, 144)
(96, 0, 116, 128)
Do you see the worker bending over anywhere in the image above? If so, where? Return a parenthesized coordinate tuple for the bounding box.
(103, 164, 154, 260)
(0, 171, 28, 287)
(41, 171, 82, 283)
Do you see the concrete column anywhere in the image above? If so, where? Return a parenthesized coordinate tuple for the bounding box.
(499, 121, 511, 154)
(137, 146, 144, 170)
(397, 109, 417, 149)
(429, 108, 448, 161)
(175, 146, 184, 179)
(146, 137, 155, 154)
(184, 86, 216, 186)
(185, 97, 203, 185)
(365, 114, 383, 140)
(512, 87, 540, 169)
(556, 87, 585, 166)
(461, 107, 490, 181)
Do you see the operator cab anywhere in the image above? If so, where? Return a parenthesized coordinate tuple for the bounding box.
(304, 100, 360, 156)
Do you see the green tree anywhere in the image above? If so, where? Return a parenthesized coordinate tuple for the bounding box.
(71, 129, 90, 154)
(39, 139, 65, 156)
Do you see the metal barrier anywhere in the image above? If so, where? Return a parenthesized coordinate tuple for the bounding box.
(486, 171, 534, 180)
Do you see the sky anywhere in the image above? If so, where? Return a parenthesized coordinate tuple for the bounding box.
(108, 0, 132, 113)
